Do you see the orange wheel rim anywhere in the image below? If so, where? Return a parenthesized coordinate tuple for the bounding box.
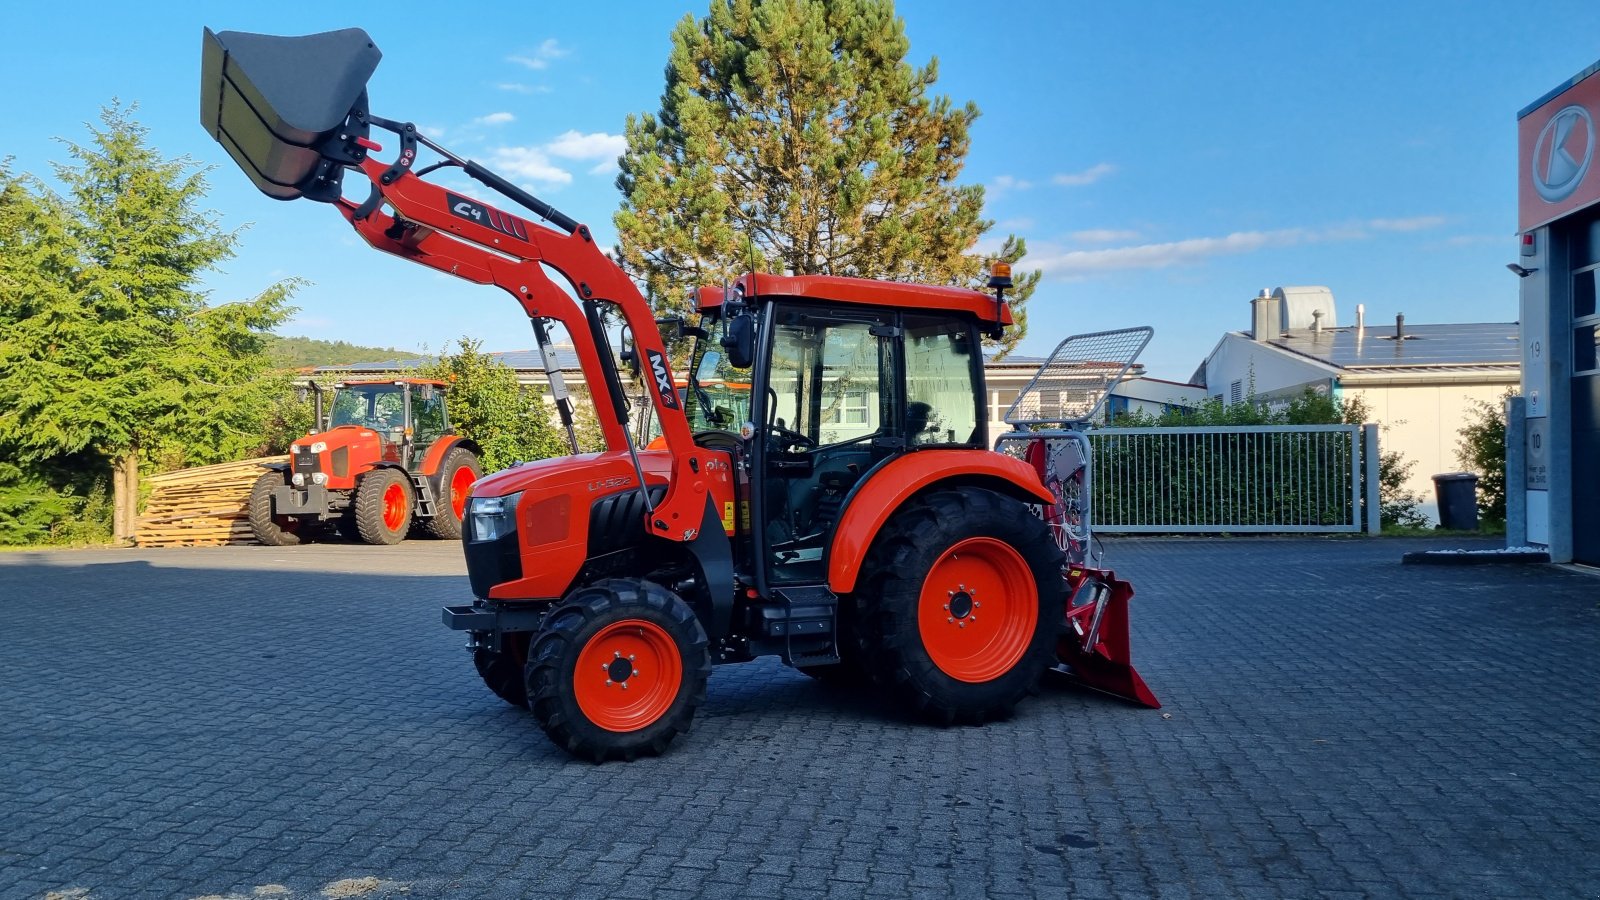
(918, 537, 1038, 683)
(382, 482, 407, 530)
(450, 466, 475, 519)
(574, 618, 683, 732)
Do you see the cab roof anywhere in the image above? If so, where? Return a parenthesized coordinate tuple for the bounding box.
(696, 272, 1012, 325)
(338, 378, 449, 388)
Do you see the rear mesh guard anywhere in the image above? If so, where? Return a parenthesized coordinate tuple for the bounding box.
(1003, 326, 1153, 427)
(995, 326, 1159, 708)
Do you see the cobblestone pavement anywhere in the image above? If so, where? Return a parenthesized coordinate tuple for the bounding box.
(1, 537, 1597, 899)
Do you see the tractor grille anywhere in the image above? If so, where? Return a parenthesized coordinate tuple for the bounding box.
(291, 447, 321, 475)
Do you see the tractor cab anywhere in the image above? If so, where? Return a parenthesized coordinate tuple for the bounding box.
(689, 275, 994, 593)
(325, 379, 450, 469)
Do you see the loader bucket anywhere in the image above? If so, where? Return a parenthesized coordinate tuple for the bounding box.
(199, 27, 381, 201)
(1051, 568, 1161, 708)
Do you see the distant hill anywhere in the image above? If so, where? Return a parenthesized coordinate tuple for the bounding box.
(267, 335, 412, 369)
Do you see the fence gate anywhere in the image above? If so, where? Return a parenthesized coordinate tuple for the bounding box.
(1084, 425, 1375, 533)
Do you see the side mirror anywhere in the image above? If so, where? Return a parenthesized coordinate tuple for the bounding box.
(619, 327, 642, 380)
(722, 313, 755, 369)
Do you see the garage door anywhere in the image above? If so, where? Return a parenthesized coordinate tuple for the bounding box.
(1574, 264, 1599, 565)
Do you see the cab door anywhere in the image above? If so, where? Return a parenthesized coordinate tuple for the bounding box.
(752, 302, 900, 587)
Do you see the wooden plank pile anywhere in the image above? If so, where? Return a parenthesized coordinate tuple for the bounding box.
(135, 457, 286, 547)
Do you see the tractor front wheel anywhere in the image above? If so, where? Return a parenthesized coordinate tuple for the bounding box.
(526, 579, 709, 762)
(422, 447, 482, 540)
(856, 489, 1063, 724)
(247, 471, 304, 546)
(353, 468, 413, 545)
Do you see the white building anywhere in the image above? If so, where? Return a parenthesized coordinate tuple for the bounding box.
(1196, 286, 1520, 521)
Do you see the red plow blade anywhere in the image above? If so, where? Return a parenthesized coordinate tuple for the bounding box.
(1053, 567, 1160, 708)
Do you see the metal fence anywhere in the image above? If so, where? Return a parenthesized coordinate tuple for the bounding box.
(1083, 424, 1379, 533)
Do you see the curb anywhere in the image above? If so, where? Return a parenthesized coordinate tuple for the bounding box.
(1401, 550, 1551, 566)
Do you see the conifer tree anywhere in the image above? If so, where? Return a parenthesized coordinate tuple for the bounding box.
(0, 105, 294, 542)
(615, 0, 1037, 355)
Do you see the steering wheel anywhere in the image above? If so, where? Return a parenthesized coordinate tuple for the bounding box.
(767, 423, 817, 451)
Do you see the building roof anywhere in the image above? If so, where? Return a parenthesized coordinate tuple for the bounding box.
(1253, 322, 1520, 371)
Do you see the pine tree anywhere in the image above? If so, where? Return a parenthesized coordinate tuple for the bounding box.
(0, 105, 294, 542)
(614, 0, 1037, 355)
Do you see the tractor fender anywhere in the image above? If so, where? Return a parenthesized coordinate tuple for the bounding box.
(824, 449, 1054, 594)
(418, 435, 482, 477)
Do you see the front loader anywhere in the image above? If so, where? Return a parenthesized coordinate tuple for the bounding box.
(200, 26, 1158, 762)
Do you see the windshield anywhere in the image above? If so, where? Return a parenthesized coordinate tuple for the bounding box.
(684, 315, 753, 433)
(330, 384, 406, 429)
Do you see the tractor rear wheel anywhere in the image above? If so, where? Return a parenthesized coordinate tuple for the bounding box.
(855, 489, 1062, 724)
(526, 579, 710, 762)
(474, 632, 530, 709)
(353, 468, 413, 545)
(422, 447, 482, 540)
(247, 471, 304, 546)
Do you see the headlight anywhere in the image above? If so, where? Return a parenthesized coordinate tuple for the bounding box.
(311, 472, 328, 485)
(469, 491, 521, 542)
(309, 440, 328, 454)
(291, 472, 306, 487)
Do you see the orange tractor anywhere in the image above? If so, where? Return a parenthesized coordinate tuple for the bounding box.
(201, 27, 1156, 761)
(249, 378, 481, 545)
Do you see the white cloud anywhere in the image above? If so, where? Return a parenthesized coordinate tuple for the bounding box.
(545, 130, 627, 161)
(1070, 228, 1141, 244)
(1052, 163, 1117, 187)
(1369, 215, 1447, 232)
(508, 38, 570, 70)
(474, 112, 515, 126)
(495, 82, 551, 95)
(487, 146, 572, 186)
(1032, 215, 1447, 276)
(989, 174, 1033, 194)
(1032, 230, 1303, 275)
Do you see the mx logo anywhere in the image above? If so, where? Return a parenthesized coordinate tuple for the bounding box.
(1532, 104, 1594, 202)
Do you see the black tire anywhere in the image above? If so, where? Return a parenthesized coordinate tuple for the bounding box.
(353, 468, 413, 545)
(247, 471, 304, 546)
(474, 632, 530, 709)
(855, 489, 1063, 724)
(422, 447, 482, 540)
(526, 579, 710, 763)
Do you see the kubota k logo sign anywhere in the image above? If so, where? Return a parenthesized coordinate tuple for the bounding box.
(1532, 104, 1595, 202)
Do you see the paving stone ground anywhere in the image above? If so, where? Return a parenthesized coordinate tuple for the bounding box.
(1, 536, 1597, 899)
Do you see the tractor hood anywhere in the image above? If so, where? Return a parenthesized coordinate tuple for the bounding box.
(470, 450, 673, 500)
(200, 27, 381, 201)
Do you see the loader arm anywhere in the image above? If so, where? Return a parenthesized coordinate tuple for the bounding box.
(329, 134, 714, 541)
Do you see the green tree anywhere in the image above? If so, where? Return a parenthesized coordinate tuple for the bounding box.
(0, 105, 294, 543)
(614, 0, 1038, 355)
(1456, 390, 1514, 525)
(418, 338, 566, 470)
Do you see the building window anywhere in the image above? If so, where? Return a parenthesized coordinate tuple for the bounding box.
(1229, 380, 1243, 405)
(828, 389, 870, 425)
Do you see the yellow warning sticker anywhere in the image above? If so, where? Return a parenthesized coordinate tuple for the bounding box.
(721, 500, 736, 534)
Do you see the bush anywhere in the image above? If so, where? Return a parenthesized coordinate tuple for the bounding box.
(1456, 391, 1514, 525)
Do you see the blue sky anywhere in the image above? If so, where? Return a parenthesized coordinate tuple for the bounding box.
(4, 1, 1599, 379)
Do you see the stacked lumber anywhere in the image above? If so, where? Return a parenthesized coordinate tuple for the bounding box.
(135, 456, 287, 548)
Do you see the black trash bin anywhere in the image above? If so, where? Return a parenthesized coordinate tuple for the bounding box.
(1432, 472, 1479, 531)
